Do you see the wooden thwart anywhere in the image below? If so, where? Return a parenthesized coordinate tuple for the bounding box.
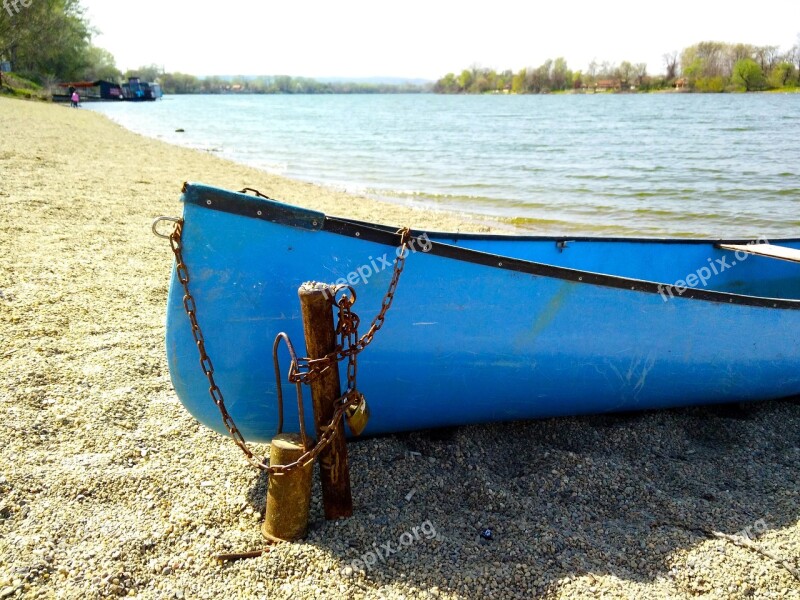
(717, 243, 800, 264)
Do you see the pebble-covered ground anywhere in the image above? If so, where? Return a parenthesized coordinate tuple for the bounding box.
(1, 98, 799, 599)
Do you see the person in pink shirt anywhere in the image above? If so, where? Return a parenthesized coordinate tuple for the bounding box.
(71, 90, 79, 108)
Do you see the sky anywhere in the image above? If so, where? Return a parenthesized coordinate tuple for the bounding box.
(82, 0, 800, 80)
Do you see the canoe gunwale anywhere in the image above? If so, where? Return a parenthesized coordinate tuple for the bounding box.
(320, 214, 800, 247)
(181, 183, 800, 311)
(182, 182, 326, 231)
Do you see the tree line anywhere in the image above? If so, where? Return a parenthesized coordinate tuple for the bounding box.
(435, 39, 800, 94)
(122, 66, 425, 95)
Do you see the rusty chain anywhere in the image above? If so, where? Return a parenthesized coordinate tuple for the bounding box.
(167, 217, 412, 475)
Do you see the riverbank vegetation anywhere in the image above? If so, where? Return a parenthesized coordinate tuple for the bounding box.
(435, 40, 800, 94)
(0, 71, 48, 99)
(0, 0, 120, 86)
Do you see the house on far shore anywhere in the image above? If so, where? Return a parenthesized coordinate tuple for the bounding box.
(594, 79, 619, 92)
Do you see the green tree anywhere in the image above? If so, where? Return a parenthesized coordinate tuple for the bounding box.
(160, 72, 199, 94)
(0, 0, 92, 82)
(618, 61, 634, 88)
(527, 59, 551, 92)
(273, 75, 292, 93)
(434, 72, 457, 93)
(727, 43, 754, 74)
(695, 76, 726, 92)
(681, 41, 729, 84)
(471, 68, 494, 93)
(511, 69, 526, 94)
(550, 57, 569, 90)
(768, 62, 796, 88)
(200, 75, 225, 93)
(733, 58, 765, 91)
(82, 45, 120, 82)
(682, 57, 703, 85)
(647, 75, 669, 90)
(455, 69, 472, 92)
(124, 64, 163, 83)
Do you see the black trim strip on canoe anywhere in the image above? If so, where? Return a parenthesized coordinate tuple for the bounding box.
(180, 183, 800, 311)
(182, 182, 325, 231)
(322, 217, 800, 310)
(325, 214, 800, 246)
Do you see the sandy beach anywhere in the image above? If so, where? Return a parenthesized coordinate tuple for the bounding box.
(1, 96, 799, 599)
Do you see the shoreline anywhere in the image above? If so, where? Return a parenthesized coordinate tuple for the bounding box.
(2, 96, 799, 599)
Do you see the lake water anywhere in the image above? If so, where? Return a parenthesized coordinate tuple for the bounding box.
(88, 93, 800, 237)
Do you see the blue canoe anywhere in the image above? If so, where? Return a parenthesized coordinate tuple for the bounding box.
(164, 183, 800, 442)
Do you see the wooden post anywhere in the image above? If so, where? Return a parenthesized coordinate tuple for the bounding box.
(298, 281, 353, 520)
(262, 433, 313, 541)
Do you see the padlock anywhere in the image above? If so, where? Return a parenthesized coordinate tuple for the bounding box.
(345, 391, 370, 436)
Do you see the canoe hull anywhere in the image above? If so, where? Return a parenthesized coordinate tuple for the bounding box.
(165, 185, 800, 442)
